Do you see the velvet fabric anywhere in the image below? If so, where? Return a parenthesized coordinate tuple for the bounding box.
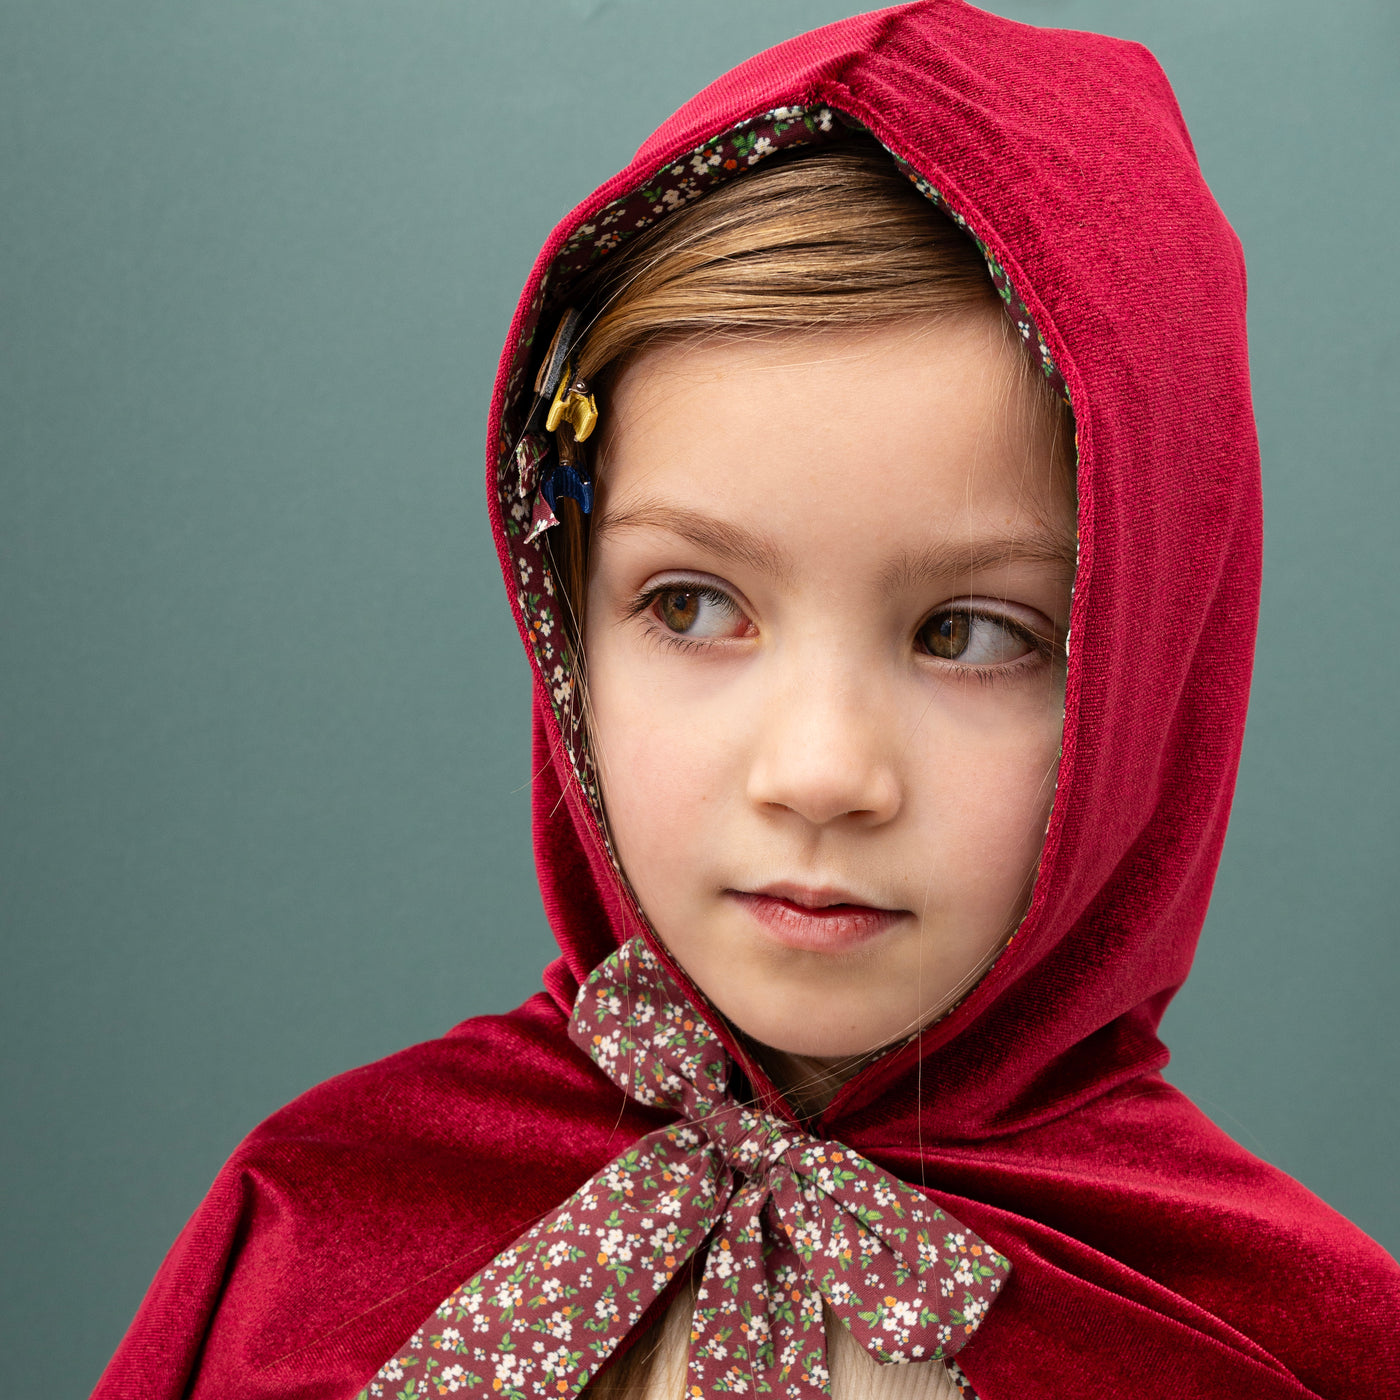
(95, 3, 1400, 1397)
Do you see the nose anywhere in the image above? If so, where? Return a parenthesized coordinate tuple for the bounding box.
(745, 659, 903, 828)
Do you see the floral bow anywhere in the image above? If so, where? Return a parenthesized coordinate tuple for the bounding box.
(358, 939, 1009, 1399)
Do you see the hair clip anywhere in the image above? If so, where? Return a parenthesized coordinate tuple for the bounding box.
(540, 460, 594, 517)
(522, 309, 598, 544)
(533, 308, 599, 443)
(534, 308, 581, 402)
(546, 371, 598, 442)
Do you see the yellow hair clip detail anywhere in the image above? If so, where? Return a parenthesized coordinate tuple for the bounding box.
(545, 362, 598, 442)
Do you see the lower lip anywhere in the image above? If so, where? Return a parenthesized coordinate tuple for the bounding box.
(731, 893, 905, 952)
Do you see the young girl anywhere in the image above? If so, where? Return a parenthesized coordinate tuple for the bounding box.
(94, 3, 1400, 1397)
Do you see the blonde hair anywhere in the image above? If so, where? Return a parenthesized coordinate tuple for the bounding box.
(558, 139, 1072, 1396)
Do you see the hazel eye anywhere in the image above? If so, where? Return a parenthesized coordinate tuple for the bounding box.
(658, 589, 702, 632)
(922, 611, 971, 659)
(917, 609, 1035, 665)
(651, 585, 751, 640)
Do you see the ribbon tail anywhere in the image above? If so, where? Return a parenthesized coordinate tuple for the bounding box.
(689, 1180, 784, 1395)
(761, 1201, 833, 1398)
(408, 1125, 727, 1399)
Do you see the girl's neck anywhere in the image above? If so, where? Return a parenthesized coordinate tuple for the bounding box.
(746, 1041, 875, 1120)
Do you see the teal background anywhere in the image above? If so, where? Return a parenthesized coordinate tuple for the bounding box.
(3, 1, 1396, 1391)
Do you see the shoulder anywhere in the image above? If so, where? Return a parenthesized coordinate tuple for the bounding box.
(219, 988, 654, 1326)
(97, 993, 663, 1400)
(241, 990, 593, 1167)
(1022, 1077, 1400, 1391)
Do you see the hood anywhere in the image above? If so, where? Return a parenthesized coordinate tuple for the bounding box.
(490, 0, 1257, 1140)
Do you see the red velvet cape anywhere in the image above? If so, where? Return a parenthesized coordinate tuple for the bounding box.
(95, 3, 1400, 1396)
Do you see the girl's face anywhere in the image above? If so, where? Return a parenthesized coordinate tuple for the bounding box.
(583, 313, 1074, 1063)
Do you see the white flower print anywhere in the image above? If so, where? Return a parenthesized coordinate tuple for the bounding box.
(742, 1311, 770, 1344)
(746, 135, 773, 164)
(882, 1299, 919, 1332)
(596, 1228, 634, 1268)
(492, 1351, 525, 1387)
(541, 1346, 574, 1380)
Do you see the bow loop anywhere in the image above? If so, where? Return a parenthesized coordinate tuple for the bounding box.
(570, 938, 730, 1120)
(768, 1139, 1009, 1365)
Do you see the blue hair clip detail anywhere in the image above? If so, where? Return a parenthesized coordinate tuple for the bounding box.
(540, 460, 594, 517)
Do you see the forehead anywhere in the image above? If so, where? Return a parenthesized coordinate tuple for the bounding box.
(598, 314, 1073, 558)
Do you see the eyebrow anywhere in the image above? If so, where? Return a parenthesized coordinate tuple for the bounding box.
(878, 529, 1077, 595)
(594, 499, 1076, 594)
(596, 498, 1075, 596)
(592, 500, 798, 585)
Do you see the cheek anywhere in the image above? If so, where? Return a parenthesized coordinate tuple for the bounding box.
(924, 704, 1063, 912)
(585, 637, 736, 889)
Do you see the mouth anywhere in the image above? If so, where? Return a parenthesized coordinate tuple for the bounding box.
(728, 883, 908, 953)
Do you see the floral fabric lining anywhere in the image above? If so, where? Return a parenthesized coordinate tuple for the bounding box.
(356, 939, 1008, 1397)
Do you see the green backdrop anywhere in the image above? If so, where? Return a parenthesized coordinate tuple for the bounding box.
(3, 2, 1396, 1392)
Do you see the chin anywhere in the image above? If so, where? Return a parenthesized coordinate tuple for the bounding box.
(728, 1001, 911, 1062)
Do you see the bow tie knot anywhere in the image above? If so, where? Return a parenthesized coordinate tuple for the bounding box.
(704, 1101, 798, 1180)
